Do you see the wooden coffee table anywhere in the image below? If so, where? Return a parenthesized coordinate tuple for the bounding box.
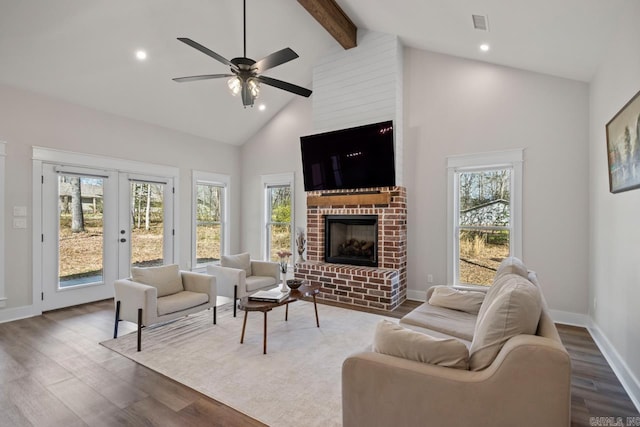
(238, 282, 321, 354)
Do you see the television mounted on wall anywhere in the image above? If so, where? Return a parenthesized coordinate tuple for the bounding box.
(300, 120, 395, 192)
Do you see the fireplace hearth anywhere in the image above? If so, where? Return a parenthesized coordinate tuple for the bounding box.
(325, 215, 378, 267)
(296, 186, 407, 311)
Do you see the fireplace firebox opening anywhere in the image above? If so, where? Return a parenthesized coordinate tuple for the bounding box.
(325, 215, 378, 267)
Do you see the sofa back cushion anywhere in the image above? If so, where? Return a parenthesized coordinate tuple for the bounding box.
(494, 256, 528, 281)
(373, 320, 469, 369)
(428, 286, 485, 314)
(469, 274, 542, 371)
(131, 264, 184, 297)
(221, 252, 252, 277)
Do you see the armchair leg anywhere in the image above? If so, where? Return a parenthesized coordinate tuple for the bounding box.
(233, 285, 238, 318)
(137, 308, 143, 352)
(213, 305, 217, 325)
(113, 300, 120, 339)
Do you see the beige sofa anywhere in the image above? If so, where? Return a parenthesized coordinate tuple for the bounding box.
(342, 258, 571, 427)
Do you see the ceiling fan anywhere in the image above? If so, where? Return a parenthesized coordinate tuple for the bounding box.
(172, 0, 312, 108)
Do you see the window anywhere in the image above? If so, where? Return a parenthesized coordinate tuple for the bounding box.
(192, 171, 229, 269)
(447, 150, 523, 287)
(0, 141, 5, 307)
(262, 173, 294, 264)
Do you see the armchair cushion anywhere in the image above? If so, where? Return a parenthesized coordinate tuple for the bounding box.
(373, 320, 469, 369)
(221, 252, 252, 277)
(428, 286, 485, 315)
(157, 290, 209, 316)
(246, 275, 278, 292)
(131, 264, 183, 297)
(469, 274, 542, 371)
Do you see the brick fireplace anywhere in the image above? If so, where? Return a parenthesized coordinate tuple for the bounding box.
(295, 186, 407, 311)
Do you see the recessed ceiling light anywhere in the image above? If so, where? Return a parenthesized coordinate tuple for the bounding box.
(479, 43, 490, 52)
(258, 104, 266, 111)
(135, 50, 147, 61)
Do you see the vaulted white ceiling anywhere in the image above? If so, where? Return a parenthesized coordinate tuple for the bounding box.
(0, 0, 625, 145)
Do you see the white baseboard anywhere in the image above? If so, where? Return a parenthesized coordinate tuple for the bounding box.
(0, 304, 40, 324)
(548, 309, 592, 328)
(588, 322, 640, 413)
(406, 289, 426, 302)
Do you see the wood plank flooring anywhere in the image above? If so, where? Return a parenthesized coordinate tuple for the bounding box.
(0, 299, 637, 426)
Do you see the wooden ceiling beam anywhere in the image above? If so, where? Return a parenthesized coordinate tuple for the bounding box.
(297, 0, 357, 50)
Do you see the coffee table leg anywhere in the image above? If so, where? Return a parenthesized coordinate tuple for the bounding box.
(285, 303, 289, 321)
(313, 294, 320, 327)
(240, 310, 248, 344)
(263, 311, 268, 354)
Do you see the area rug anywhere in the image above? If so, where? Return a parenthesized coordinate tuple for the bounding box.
(100, 301, 392, 427)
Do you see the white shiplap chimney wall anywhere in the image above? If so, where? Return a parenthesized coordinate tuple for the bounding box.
(312, 30, 404, 185)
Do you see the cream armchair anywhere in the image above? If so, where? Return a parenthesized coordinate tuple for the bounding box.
(113, 264, 217, 351)
(207, 252, 280, 317)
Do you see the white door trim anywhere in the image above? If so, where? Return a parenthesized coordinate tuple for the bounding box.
(33, 147, 179, 312)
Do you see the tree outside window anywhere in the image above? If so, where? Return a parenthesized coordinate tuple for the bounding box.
(266, 185, 292, 263)
(457, 168, 512, 286)
(195, 182, 225, 266)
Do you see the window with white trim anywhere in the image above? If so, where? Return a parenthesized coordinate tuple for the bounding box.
(192, 171, 229, 269)
(0, 141, 6, 307)
(262, 173, 294, 264)
(447, 150, 523, 287)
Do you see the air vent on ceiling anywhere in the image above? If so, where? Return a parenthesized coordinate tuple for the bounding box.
(472, 14, 489, 31)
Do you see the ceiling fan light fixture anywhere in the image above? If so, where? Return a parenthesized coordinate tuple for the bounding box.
(247, 78, 260, 98)
(227, 76, 242, 96)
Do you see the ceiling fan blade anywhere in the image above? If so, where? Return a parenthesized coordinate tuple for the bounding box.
(172, 74, 234, 83)
(177, 38, 238, 71)
(254, 47, 299, 73)
(257, 76, 312, 97)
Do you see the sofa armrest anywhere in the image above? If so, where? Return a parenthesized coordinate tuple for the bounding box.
(181, 271, 217, 302)
(206, 265, 245, 298)
(251, 260, 280, 281)
(343, 334, 571, 427)
(114, 279, 158, 325)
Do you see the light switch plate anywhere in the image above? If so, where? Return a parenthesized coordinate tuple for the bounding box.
(13, 218, 27, 229)
(13, 206, 27, 217)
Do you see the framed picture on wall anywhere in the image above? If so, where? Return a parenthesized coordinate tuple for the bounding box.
(606, 88, 640, 193)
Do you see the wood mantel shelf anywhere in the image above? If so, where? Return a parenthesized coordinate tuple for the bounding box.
(307, 192, 391, 207)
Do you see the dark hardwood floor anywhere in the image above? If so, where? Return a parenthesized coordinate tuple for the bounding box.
(0, 299, 637, 426)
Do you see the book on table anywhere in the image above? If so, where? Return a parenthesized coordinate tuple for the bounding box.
(249, 289, 291, 303)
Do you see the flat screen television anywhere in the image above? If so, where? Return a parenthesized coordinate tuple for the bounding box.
(300, 120, 395, 192)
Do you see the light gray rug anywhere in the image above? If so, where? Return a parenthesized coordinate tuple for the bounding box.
(101, 301, 391, 427)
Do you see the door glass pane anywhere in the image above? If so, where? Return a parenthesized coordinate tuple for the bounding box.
(196, 183, 222, 264)
(130, 181, 164, 268)
(458, 169, 511, 286)
(267, 185, 291, 262)
(58, 174, 104, 288)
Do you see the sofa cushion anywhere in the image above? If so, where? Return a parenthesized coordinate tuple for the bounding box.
(221, 252, 252, 277)
(400, 302, 476, 341)
(157, 291, 209, 316)
(246, 275, 278, 292)
(494, 256, 528, 281)
(428, 286, 485, 314)
(469, 274, 542, 371)
(131, 264, 183, 297)
(373, 320, 469, 369)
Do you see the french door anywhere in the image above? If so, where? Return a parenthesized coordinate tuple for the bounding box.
(41, 164, 174, 311)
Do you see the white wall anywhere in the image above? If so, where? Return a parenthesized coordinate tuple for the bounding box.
(313, 30, 404, 185)
(404, 49, 590, 311)
(239, 46, 591, 314)
(589, 0, 640, 406)
(240, 97, 313, 258)
(0, 83, 241, 312)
